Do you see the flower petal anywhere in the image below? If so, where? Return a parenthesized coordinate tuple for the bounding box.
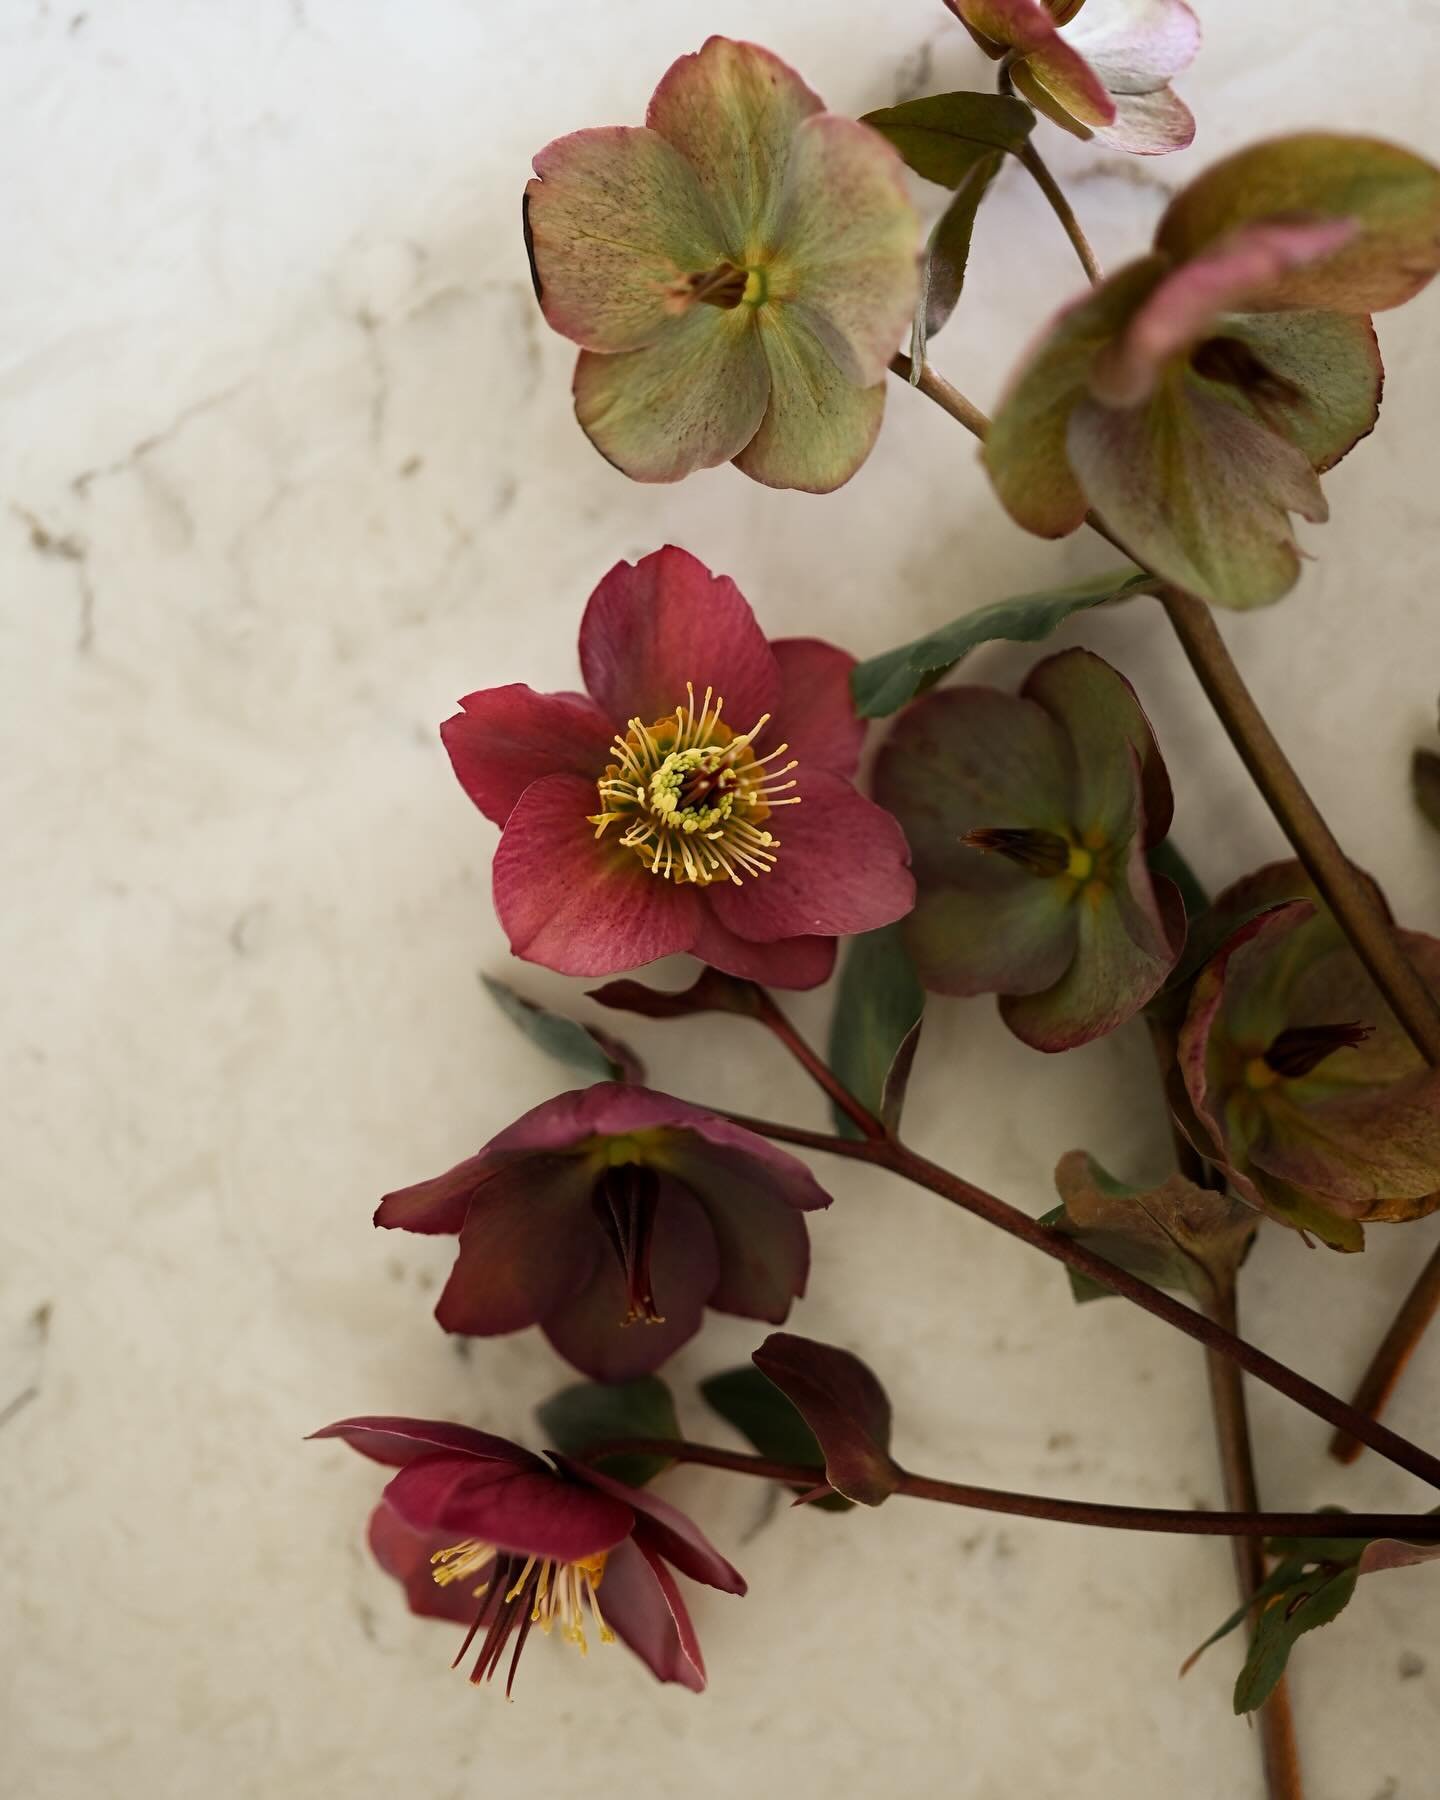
(960, 0, 1114, 127)
(441, 686, 615, 827)
(375, 1152, 488, 1235)
(493, 773, 703, 975)
(565, 1458, 747, 1593)
(1154, 134, 1440, 314)
(768, 114, 920, 387)
(1093, 86, 1194, 154)
(1247, 1074, 1440, 1206)
(367, 1502, 482, 1625)
(384, 1456, 635, 1561)
(433, 1156, 598, 1337)
(1090, 221, 1360, 407)
(689, 910, 838, 989)
(572, 307, 770, 484)
(541, 1181, 720, 1381)
(984, 256, 1168, 538)
(1066, 376, 1328, 610)
(1022, 648, 1171, 844)
(526, 128, 727, 353)
(1001, 860, 1184, 1049)
(579, 546, 780, 730)
(309, 1416, 543, 1471)
(902, 862, 1079, 998)
(646, 37, 822, 249)
(665, 1145, 812, 1322)
(771, 637, 865, 777)
(710, 770, 914, 943)
(1207, 311, 1383, 474)
(873, 685, 1077, 880)
(1061, 0, 1200, 89)
(733, 311, 887, 493)
(591, 1536, 706, 1689)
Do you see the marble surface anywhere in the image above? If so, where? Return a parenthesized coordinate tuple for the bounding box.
(4, 2, 1440, 1795)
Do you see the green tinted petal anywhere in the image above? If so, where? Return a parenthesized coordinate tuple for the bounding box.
(1067, 372, 1328, 609)
(646, 37, 822, 252)
(1155, 133, 1440, 313)
(1216, 311, 1382, 474)
(1021, 647, 1172, 844)
(572, 309, 769, 482)
(770, 114, 921, 386)
(985, 256, 1167, 539)
(527, 128, 728, 353)
(733, 311, 885, 493)
(904, 868, 1079, 999)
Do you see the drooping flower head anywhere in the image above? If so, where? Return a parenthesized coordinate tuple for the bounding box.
(444, 546, 914, 989)
(377, 1083, 832, 1381)
(945, 0, 1200, 154)
(524, 36, 921, 491)
(1175, 861, 1440, 1250)
(312, 1417, 744, 1693)
(985, 133, 1440, 608)
(874, 647, 1182, 1049)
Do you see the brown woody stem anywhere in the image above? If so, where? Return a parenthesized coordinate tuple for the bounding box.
(713, 1111, 1440, 1493)
(749, 987, 885, 1141)
(1018, 141, 1104, 285)
(578, 1437, 1440, 1542)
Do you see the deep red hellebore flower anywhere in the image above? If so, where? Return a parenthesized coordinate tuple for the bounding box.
(311, 1416, 744, 1693)
(376, 1083, 832, 1382)
(442, 546, 914, 990)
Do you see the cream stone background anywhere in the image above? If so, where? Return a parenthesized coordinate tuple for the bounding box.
(3, 2, 1440, 1795)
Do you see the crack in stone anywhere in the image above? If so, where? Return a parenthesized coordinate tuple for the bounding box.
(71, 382, 246, 499)
(13, 505, 96, 651)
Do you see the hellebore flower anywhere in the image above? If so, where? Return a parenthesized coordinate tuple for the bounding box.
(1175, 861, 1440, 1251)
(443, 545, 914, 990)
(376, 1083, 832, 1381)
(312, 1416, 744, 1693)
(945, 0, 1200, 154)
(873, 647, 1183, 1049)
(985, 133, 1440, 608)
(524, 35, 921, 491)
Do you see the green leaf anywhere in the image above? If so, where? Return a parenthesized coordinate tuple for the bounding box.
(700, 1366, 850, 1512)
(535, 1376, 679, 1488)
(910, 149, 1005, 376)
(827, 925, 925, 1140)
(862, 91, 1035, 187)
(483, 975, 644, 1083)
(1180, 1556, 1310, 1675)
(1233, 1563, 1360, 1715)
(850, 569, 1151, 718)
(1415, 748, 1440, 836)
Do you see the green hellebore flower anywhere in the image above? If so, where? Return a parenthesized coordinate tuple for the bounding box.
(523, 36, 922, 493)
(1176, 861, 1440, 1251)
(873, 647, 1184, 1051)
(985, 132, 1440, 609)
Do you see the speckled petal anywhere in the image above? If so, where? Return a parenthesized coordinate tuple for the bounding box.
(645, 37, 823, 251)
(768, 114, 921, 387)
(688, 911, 838, 989)
(572, 306, 769, 483)
(1061, 0, 1200, 89)
(441, 685, 614, 827)
(770, 637, 865, 778)
(526, 128, 728, 353)
(734, 311, 887, 493)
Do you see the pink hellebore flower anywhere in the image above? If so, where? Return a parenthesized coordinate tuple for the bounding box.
(312, 1416, 744, 1694)
(376, 1083, 832, 1382)
(946, 0, 1200, 155)
(443, 546, 914, 989)
(524, 36, 921, 492)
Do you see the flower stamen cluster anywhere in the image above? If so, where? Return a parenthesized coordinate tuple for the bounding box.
(431, 1538, 616, 1675)
(590, 681, 799, 886)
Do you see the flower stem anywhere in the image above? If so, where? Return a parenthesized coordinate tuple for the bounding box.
(579, 1436, 1440, 1541)
(1329, 1249, 1440, 1464)
(888, 347, 1440, 1450)
(1018, 141, 1104, 285)
(713, 1110, 1440, 1492)
(749, 988, 885, 1141)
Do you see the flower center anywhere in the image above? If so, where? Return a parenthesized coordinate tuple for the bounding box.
(962, 826, 1100, 884)
(591, 1161, 664, 1325)
(1245, 1020, 1374, 1087)
(431, 1541, 614, 1692)
(669, 261, 769, 312)
(589, 683, 799, 886)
